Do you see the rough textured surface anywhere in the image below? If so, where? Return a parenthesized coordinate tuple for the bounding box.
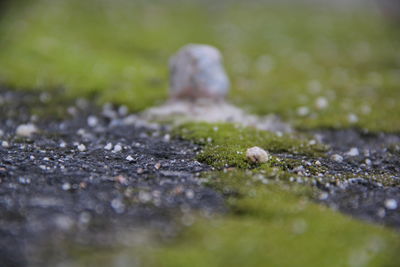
(0, 88, 225, 266)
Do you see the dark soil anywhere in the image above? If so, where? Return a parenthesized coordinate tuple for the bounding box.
(0, 88, 225, 266)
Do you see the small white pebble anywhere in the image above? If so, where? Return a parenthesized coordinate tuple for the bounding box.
(113, 144, 122, 153)
(297, 106, 309, 116)
(246, 146, 270, 163)
(59, 142, 66, 148)
(16, 124, 38, 137)
(384, 199, 398, 210)
(118, 105, 128, 116)
(365, 158, 372, 166)
(126, 155, 134, 162)
(315, 160, 321, 166)
(347, 113, 358, 123)
(331, 154, 343, 163)
(1, 141, 9, 148)
(62, 183, 71, 191)
(154, 162, 161, 170)
(77, 144, 86, 152)
(87, 116, 98, 127)
(163, 134, 171, 142)
(104, 143, 113, 150)
(315, 97, 328, 110)
(345, 147, 359, 157)
(30, 155, 35, 160)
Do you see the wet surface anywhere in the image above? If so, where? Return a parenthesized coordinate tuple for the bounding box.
(0, 88, 225, 266)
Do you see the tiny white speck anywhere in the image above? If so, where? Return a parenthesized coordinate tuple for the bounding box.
(348, 113, 358, 123)
(77, 144, 86, 152)
(126, 155, 134, 161)
(87, 115, 98, 127)
(384, 199, 398, 210)
(62, 183, 71, 191)
(113, 144, 122, 153)
(104, 143, 113, 150)
(345, 147, 359, 157)
(1, 141, 9, 148)
(297, 106, 309, 116)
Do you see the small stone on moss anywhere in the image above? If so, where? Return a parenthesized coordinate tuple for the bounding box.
(246, 146, 270, 163)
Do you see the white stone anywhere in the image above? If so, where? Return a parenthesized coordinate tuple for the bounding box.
(169, 44, 230, 101)
(345, 147, 359, 157)
(87, 115, 98, 127)
(112, 144, 122, 153)
(347, 113, 358, 123)
(246, 146, 270, 163)
(331, 154, 343, 162)
(77, 144, 86, 152)
(104, 143, 113, 150)
(126, 155, 134, 162)
(384, 199, 398, 210)
(297, 106, 309, 116)
(1, 141, 9, 148)
(16, 123, 38, 137)
(315, 97, 328, 110)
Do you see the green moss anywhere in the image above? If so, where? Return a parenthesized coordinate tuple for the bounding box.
(174, 122, 326, 169)
(142, 171, 400, 267)
(1, 0, 400, 131)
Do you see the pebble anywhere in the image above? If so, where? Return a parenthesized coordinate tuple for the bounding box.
(104, 143, 113, 150)
(297, 106, 309, 116)
(87, 116, 98, 127)
(62, 183, 71, 191)
(347, 113, 358, 123)
(169, 44, 230, 101)
(315, 97, 328, 110)
(154, 162, 161, 170)
(126, 155, 134, 162)
(246, 146, 270, 163)
(77, 144, 86, 152)
(16, 123, 38, 137)
(384, 199, 398, 210)
(112, 144, 122, 153)
(345, 147, 359, 157)
(1, 141, 9, 148)
(331, 154, 343, 163)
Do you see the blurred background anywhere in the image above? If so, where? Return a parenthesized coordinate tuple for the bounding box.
(0, 0, 399, 131)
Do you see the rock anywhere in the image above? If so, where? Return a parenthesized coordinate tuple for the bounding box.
(331, 154, 343, 162)
(246, 146, 270, 163)
(345, 147, 359, 157)
(384, 199, 398, 210)
(77, 144, 86, 152)
(169, 44, 230, 101)
(16, 123, 38, 137)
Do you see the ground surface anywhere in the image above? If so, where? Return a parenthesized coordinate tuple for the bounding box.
(0, 88, 225, 266)
(1, 88, 400, 266)
(1, 0, 400, 266)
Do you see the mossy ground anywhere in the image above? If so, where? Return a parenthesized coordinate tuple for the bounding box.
(1, 0, 400, 266)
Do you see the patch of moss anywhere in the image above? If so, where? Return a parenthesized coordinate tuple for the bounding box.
(174, 122, 326, 169)
(142, 171, 400, 267)
(1, 0, 400, 131)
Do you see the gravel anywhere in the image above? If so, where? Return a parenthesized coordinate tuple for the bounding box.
(0, 88, 225, 266)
